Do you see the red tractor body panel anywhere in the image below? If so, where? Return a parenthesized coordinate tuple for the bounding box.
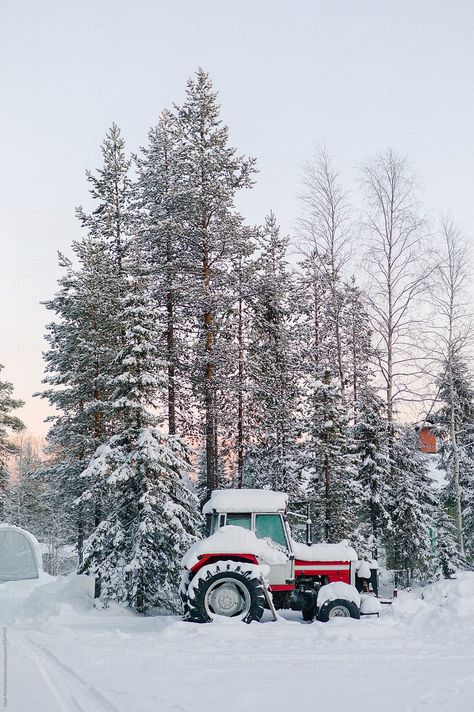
(294, 559, 352, 585)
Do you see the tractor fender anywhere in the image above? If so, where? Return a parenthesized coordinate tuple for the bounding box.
(189, 553, 260, 575)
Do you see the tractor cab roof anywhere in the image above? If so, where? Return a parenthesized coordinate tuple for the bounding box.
(203, 489, 288, 515)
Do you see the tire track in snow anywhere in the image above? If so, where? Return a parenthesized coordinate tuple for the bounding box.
(8, 627, 121, 712)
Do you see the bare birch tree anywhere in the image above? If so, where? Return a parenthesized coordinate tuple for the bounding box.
(360, 149, 429, 429)
(299, 147, 353, 393)
(428, 218, 473, 554)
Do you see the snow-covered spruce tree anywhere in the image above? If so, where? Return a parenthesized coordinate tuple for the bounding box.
(174, 68, 256, 498)
(7, 434, 45, 532)
(212, 223, 257, 489)
(40, 240, 118, 561)
(80, 250, 200, 613)
(343, 277, 373, 417)
(244, 213, 301, 495)
(136, 111, 192, 437)
(302, 368, 361, 542)
(294, 248, 329, 380)
(435, 352, 474, 561)
(40, 124, 135, 564)
(434, 501, 465, 578)
(78, 123, 134, 281)
(0, 366, 24, 518)
(387, 426, 437, 583)
(352, 385, 391, 556)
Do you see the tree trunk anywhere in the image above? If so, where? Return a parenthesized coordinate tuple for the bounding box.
(448, 352, 465, 555)
(237, 260, 244, 487)
(203, 248, 217, 498)
(166, 285, 176, 435)
(77, 500, 84, 566)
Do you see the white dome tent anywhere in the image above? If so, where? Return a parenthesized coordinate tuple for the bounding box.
(0, 524, 42, 582)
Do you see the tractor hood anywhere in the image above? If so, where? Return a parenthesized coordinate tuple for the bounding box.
(291, 538, 358, 562)
(181, 525, 289, 569)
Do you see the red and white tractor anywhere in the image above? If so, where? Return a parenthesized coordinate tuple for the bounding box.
(181, 489, 379, 623)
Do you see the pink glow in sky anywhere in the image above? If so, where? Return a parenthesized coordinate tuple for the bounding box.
(2, 0, 474, 436)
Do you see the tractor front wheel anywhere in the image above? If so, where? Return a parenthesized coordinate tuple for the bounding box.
(186, 561, 265, 624)
(317, 598, 360, 622)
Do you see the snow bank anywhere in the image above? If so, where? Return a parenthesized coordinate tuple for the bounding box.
(291, 539, 358, 562)
(416, 573, 474, 618)
(203, 489, 288, 514)
(317, 582, 361, 607)
(26, 573, 94, 618)
(360, 594, 382, 615)
(182, 525, 288, 569)
(0, 573, 94, 622)
(393, 572, 474, 625)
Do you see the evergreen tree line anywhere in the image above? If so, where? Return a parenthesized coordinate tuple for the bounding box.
(2, 69, 474, 611)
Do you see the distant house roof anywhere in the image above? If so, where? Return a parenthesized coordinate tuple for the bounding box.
(418, 425, 438, 454)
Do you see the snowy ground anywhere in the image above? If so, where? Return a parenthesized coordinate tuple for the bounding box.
(1, 573, 474, 712)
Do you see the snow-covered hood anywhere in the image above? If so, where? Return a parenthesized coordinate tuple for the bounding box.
(182, 525, 288, 569)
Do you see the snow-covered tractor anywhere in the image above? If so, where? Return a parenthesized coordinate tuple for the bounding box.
(181, 489, 379, 623)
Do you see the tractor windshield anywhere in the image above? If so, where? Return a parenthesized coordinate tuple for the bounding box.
(226, 513, 252, 529)
(255, 514, 288, 549)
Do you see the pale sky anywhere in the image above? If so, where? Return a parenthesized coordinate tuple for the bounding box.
(2, 0, 474, 437)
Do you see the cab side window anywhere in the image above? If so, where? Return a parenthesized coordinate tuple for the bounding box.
(255, 514, 287, 548)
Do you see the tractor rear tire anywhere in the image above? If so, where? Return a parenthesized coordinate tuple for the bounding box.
(317, 598, 360, 622)
(187, 561, 265, 624)
(180, 571, 191, 618)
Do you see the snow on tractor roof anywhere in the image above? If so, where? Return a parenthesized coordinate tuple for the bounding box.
(202, 489, 289, 514)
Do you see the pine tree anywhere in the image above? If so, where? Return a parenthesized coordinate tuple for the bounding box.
(295, 250, 330, 385)
(80, 249, 200, 613)
(0, 365, 24, 519)
(40, 240, 118, 560)
(387, 426, 437, 582)
(343, 278, 372, 416)
(244, 213, 300, 495)
(7, 434, 44, 532)
(352, 385, 391, 555)
(174, 68, 256, 497)
(40, 125, 135, 563)
(303, 368, 360, 542)
(136, 111, 191, 436)
(434, 501, 464, 578)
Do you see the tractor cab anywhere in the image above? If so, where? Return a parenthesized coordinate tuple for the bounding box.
(204, 489, 291, 551)
(203, 489, 294, 588)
